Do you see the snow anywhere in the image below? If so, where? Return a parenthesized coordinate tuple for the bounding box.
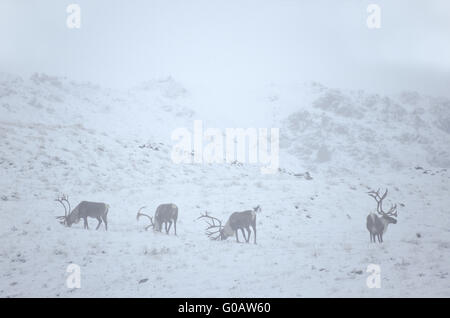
(0, 73, 449, 297)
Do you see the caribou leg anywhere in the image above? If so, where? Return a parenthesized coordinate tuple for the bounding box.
(95, 217, 102, 230)
(235, 230, 241, 243)
(245, 227, 251, 243)
(174, 221, 177, 236)
(240, 228, 247, 242)
(101, 214, 108, 231)
(83, 217, 89, 230)
(167, 221, 172, 234)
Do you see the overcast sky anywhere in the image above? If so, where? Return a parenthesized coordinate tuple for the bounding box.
(1, 0, 449, 99)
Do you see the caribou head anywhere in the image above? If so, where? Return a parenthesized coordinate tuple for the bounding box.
(55, 194, 72, 226)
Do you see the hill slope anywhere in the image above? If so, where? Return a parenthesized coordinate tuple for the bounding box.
(0, 74, 449, 297)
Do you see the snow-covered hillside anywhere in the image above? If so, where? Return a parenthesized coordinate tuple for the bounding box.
(0, 73, 449, 297)
(279, 82, 450, 173)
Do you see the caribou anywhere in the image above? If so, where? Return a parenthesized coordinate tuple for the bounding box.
(366, 189, 398, 243)
(198, 206, 260, 244)
(136, 204, 178, 235)
(55, 194, 109, 231)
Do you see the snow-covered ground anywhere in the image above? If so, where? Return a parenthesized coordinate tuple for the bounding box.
(0, 73, 449, 297)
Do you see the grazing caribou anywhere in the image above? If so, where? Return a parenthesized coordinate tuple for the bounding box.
(55, 194, 109, 231)
(136, 204, 178, 235)
(366, 189, 398, 243)
(198, 206, 260, 244)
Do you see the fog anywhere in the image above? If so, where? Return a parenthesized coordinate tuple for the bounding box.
(1, 1, 450, 299)
(1, 0, 449, 104)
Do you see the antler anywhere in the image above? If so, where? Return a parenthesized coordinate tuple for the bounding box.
(197, 211, 223, 240)
(368, 188, 398, 217)
(55, 194, 71, 225)
(385, 203, 398, 217)
(136, 206, 154, 231)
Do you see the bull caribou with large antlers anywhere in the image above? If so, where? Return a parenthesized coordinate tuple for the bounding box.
(366, 189, 398, 243)
(55, 194, 109, 231)
(197, 206, 260, 244)
(136, 204, 178, 235)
